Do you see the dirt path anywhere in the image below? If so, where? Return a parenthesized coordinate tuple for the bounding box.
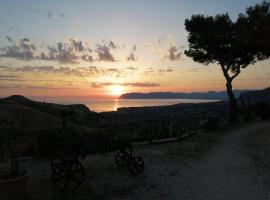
(130, 121, 270, 200)
(171, 122, 270, 200)
(29, 121, 270, 200)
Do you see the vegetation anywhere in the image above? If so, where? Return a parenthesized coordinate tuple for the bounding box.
(0, 119, 18, 179)
(184, 1, 270, 121)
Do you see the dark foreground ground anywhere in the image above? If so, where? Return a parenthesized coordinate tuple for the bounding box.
(28, 120, 270, 200)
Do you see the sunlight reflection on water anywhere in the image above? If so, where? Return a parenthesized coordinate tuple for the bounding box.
(83, 99, 219, 112)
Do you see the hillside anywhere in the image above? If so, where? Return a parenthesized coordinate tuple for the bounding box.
(0, 100, 63, 131)
(0, 96, 96, 133)
(240, 87, 270, 105)
(1, 95, 100, 125)
(5, 95, 90, 116)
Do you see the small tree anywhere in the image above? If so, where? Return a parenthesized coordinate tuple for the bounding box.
(184, 1, 270, 121)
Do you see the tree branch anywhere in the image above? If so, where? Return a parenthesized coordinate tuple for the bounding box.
(230, 66, 241, 81)
(220, 64, 230, 81)
(225, 65, 230, 72)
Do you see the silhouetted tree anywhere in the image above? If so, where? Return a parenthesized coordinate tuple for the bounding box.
(184, 1, 270, 122)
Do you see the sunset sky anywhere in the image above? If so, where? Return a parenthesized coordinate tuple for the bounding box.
(0, 0, 269, 100)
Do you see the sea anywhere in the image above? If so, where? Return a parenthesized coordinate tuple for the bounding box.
(56, 99, 220, 113)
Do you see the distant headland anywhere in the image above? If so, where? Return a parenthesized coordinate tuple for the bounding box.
(120, 90, 249, 100)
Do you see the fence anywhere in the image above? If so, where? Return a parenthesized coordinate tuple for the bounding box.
(105, 105, 229, 144)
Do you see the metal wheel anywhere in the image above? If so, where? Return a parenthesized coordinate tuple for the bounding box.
(51, 159, 85, 191)
(115, 151, 130, 167)
(127, 156, 144, 175)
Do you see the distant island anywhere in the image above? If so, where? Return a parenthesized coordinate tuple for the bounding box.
(120, 90, 250, 100)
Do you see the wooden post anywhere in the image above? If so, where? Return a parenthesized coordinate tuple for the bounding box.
(179, 125, 183, 142)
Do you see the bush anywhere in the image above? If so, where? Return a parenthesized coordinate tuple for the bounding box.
(253, 102, 270, 120)
(204, 117, 219, 132)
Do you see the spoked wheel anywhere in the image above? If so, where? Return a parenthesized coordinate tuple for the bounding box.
(51, 159, 85, 191)
(115, 151, 131, 168)
(127, 156, 144, 175)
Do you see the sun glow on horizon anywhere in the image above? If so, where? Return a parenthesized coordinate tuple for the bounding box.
(0, 1, 269, 99)
(111, 85, 122, 96)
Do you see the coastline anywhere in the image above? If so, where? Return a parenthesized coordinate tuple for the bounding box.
(88, 98, 222, 113)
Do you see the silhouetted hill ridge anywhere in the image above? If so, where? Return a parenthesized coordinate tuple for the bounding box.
(120, 90, 249, 100)
(240, 87, 270, 105)
(5, 95, 90, 114)
(0, 95, 99, 126)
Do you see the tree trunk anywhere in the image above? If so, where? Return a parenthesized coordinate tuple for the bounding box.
(226, 81, 238, 122)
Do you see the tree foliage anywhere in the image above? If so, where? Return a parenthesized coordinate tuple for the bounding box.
(185, 1, 270, 82)
(185, 1, 270, 121)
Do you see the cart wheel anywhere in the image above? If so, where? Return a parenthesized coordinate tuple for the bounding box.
(127, 156, 144, 175)
(115, 151, 130, 167)
(51, 160, 85, 190)
(51, 154, 64, 173)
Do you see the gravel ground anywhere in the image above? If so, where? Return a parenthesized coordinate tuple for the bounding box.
(27, 120, 270, 200)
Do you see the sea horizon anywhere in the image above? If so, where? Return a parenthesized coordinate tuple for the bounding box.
(45, 98, 221, 112)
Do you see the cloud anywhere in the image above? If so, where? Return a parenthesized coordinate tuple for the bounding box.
(0, 37, 141, 63)
(59, 13, 65, 18)
(81, 54, 94, 62)
(0, 38, 36, 60)
(21, 38, 30, 42)
(37, 52, 50, 60)
(0, 78, 25, 82)
(37, 38, 95, 63)
(91, 82, 108, 88)
(28, 8, 66, 19)
(127, 52, 137, 61)
(0, 83, 77, 90)
(47, 10, 53, 18)
(0, 65, 83, 76)
(0, 65, 138, 78)
(27, 8, 39, 14)
(96, 44, 115, 62)
(68, 38, 84, 52)
(6, 36, 13, 43)
(0, 73, 25, 82)
(0, 84, 21, 89)
(91, 82, 160, 88)
(158, 67, 174, 75)
(179, 45, 186, 49)
(0, 65, 8, 69)
(38, 38, 87, 63)
(0, 75, 90, 85)
(155, 37, 161, 47)
(125, 66, 138, 71)
(145, 34, 182, 61)
(122, 82, 160, 87)
(97, 67, 136, 78)
(109, 41, 118, 49)
(27, 86, 78, 90)
(163, 46, 181, 61)
(0, 36, 181, 63)
(48, 47, 78, 64)
(85, 42, 92, 52)
(8, 26, 21, 33)
(143, 67, 155, 76)
(181, 68, 201, 74)
(166, 67, 173, 72)
(143, 67, 173, 76)
(162, 33, 182, 61)
(145, 37, 162, 52)
(0, 74, 20, 78)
